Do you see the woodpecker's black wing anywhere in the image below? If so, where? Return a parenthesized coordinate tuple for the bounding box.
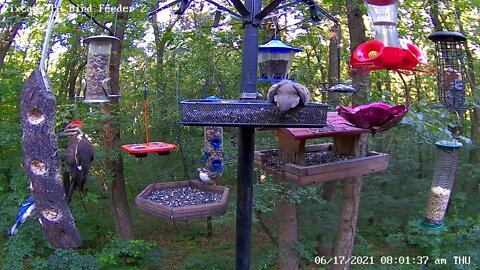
(76, 135, 94, 193)
(64, 135, 94, 203)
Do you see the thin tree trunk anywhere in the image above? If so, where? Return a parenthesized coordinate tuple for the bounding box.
(152, 13, 181, 90)
(323, 16, 342, 202)
(0, 0, 37, 68)
(329, 2, 371, 269)
(428, 0, 442, 31)
(345, 0, 370, 106)
(103, 0, 134, 240)
(455, 11, 479, 164)
(330, 134, 368, 270)
(277, 200, 298, 270)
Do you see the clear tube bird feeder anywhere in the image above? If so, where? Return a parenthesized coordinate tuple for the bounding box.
(422, 140, 462, 229)
(365, 0, 401, 47)
(428, 31, 467, 110)
(83, 35, 120, 103)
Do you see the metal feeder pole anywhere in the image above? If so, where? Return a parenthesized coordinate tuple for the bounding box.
(237, 0, 260, 268)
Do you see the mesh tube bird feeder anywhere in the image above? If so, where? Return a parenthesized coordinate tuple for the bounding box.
(422, 140, 462, 229)
(83, 35, 120, 103)
(428, 31, 467, 110)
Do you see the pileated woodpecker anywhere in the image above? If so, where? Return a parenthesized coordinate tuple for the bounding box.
(58, 120, 94, 203)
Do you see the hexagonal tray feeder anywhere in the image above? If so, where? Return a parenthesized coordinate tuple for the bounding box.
(135, 180, 229, 221)
(180, 99, 328, 127)
(254, 144, 389, 186)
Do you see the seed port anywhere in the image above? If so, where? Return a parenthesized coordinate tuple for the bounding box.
(27, 108, 45, 125)
(30, 160, 47, 175)
(42, 208, 61, 221)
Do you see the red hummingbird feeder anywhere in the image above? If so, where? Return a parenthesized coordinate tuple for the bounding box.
(121, 86, 176, 157)
(350, 0, 428, 73)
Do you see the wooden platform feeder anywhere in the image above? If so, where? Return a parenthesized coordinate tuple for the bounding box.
(255, 112, 390, 186)
(135, 180, 229, 221)
(255, 144, 389, 186)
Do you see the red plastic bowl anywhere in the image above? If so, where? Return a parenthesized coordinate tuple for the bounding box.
(336, 102, 407, 133)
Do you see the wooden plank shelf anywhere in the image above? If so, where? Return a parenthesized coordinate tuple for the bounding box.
(135, 180, 229, 221)
(255, 144, 389, 186)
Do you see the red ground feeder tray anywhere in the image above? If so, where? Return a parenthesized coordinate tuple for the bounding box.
(121, 142, 177, 157)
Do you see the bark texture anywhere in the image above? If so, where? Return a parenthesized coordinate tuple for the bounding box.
(103, 0, 135, 240)
(20, 70, 81, 247)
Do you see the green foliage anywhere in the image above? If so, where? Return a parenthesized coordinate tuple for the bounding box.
(97, 238, 166, 269)
(36, 249, 100, 270)
(0, 0, 479, 268)
(181, 252, 231, 270)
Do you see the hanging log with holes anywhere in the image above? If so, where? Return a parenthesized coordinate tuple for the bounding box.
(19, 70, 82, 248)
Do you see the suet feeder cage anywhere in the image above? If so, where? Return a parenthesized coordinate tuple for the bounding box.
(258, 38, 302, 82)
(428, 31, 468, 110)
(421, 140, 462, 229)
(83, 35, 120, 103)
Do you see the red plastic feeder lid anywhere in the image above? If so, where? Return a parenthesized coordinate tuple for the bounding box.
(121, 142, 177, 157)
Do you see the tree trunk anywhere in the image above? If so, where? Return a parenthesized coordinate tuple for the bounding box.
(456, 12, 479, 165)
(276, 129, 301, 269)
(330, 134, 368, 270)
(345, 0, 370, 106)
(103, 0, 134, 240)
(152, 12, 181, 90)
(277, 200, 298, 270)
(330, 2, 371, 268)
(0, 0, 37, 68)
(323, 14, 341, 202)
(428, 0, 443, 31)
(20, 70, 81, 247)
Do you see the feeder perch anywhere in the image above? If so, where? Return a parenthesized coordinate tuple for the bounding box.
(258, 38, 302, 82)
(428, 31, 468, 110)
(121, 142, 177, 157)
(320, 82, 362, 93)
(135, 180, 229, 221)
(204, 126, 223, 172)
(421, 140, 462, 229)
(82, 35, 120, 103)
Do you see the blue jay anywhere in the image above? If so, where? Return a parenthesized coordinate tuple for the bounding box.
(9, 196, 36, 236)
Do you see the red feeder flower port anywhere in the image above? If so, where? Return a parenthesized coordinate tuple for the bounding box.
(350, 0, 429, 73)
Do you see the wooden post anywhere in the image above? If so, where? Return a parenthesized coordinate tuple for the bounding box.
(330, 134, 368, 270)
(276, 128, 301, 270)
(19, 70, 82, 248)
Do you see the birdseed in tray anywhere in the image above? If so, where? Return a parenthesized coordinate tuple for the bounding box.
(263, 150, 355, 172)
(146, 187, 222, 208)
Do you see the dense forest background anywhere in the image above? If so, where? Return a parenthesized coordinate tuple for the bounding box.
(0, 0, 479, 269)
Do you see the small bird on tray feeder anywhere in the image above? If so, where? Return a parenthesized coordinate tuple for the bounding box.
(8, 196, 36, 236)
(197, 167, 219, 185)
(58, 120, 95, 203)
(267, 80, 311, 112)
